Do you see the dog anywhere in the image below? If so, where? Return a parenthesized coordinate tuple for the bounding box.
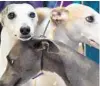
(0, 3, 38, 78)
(0, 37, 98, 86)
(35, 4, 100, 50)
(51, 3, 100, 50)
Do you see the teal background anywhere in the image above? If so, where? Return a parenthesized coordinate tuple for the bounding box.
(80, 1, 99, 64)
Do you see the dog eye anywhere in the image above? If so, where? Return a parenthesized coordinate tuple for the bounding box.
(8, 12, 16, 19)
(29, 12, 35, 18)
(85, 16, 94, 23)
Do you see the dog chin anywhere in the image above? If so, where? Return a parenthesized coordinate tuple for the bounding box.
(18, 36, 32, 41)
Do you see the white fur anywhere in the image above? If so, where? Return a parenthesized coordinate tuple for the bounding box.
(66, 4, 100, 47)
(51, 4, 100, 49)
(0, 3, 38, 78)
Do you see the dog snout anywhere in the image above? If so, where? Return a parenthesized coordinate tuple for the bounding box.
(20, 26, 30, 35)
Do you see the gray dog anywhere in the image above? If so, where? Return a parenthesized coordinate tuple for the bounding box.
(0, 37, 98, 86)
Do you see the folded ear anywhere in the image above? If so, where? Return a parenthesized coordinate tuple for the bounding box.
(43, 40, 59, 53)
(0, 4, 10, 26)
(33, 38, 59, 53)
(50, 7, 69, 28)
(0, 13, 3, 33)
(0, 13, 1, 23)
(0, 8, 5, 26)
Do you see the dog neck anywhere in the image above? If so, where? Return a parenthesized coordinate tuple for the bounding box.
(54, 27, 79, 50)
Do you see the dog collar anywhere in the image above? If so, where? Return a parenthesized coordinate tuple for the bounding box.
(32, 71, 44, 79)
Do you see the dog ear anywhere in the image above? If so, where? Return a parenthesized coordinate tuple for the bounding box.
(43, 40, 59, 53)
(0, 13, 3, 32)
(0, 14, 1, 22)
(0, 9, 5, 26)
(0, 12, 4, 27)
(0, 4, 10, 26)
(33, 38, 59, 53)
(50, 7, 69, 28)
(0, 12, 3, 23)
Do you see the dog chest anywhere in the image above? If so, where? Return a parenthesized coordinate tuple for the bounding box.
(8, 41, 42, 74)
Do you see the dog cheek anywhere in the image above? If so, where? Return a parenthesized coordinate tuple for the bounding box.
(31, 22, 38, 34)
(30, 27, 35, 35)
(9, 25, 20, 37)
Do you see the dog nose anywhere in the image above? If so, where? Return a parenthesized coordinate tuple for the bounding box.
(20, 27, 30, 35)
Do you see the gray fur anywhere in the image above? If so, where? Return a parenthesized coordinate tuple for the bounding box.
(0, 38, 98, 86)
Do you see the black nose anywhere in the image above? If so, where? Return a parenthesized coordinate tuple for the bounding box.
(20, 27, 30, 35)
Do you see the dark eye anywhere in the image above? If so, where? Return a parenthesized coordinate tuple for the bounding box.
(29, 12, 35, 18)
(85, 16, 94, 23)
(8, 12, 16, 19)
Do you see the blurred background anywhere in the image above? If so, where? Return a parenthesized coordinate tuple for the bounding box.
(0, 1, 99, 64)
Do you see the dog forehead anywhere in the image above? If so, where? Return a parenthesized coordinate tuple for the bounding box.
(68, 4, 97, 16)
(65, 4, 99, 22)
(5, 3, 35, 14)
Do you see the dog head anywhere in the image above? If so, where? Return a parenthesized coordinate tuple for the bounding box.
(0, 3, 38, 41)
(51, 4, 100, 49)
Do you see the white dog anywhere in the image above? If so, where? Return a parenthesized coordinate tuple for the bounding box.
(0, 3, 38, 78)
(51, 4, 100, 50)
